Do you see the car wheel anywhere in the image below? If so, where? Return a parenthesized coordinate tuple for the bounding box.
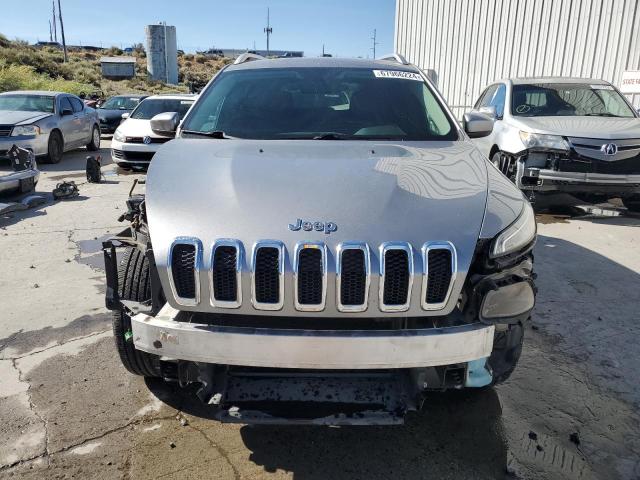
(488, 322, 524, 385)
(622, 196, 640, 213)
(86, 125, 100, 151)
(45, 130, 63, 164)
(112, 247, 161, 377)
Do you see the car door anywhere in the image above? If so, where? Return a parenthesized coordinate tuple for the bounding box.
(57, 96, 77, 149)
(69, 96, 91, 145)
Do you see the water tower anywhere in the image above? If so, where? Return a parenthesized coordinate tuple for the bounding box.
(145, 23, 178, 85)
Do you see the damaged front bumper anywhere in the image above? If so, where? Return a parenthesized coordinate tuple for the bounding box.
(131, 305, 495, 370)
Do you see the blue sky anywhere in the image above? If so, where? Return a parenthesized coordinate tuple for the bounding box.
(0, 0, 395, 58)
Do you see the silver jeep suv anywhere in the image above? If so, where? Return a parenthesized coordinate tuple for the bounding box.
(468, 77, 640, 209)
(103, 55, 537, 425)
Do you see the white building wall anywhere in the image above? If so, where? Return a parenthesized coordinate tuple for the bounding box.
(395, 0, 640, 119)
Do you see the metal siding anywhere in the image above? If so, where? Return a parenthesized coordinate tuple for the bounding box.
(396, 0, 640, 118)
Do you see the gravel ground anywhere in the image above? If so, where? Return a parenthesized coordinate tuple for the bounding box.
(0, 140, 639, 479)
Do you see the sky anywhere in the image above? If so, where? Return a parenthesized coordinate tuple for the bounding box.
(0, 0, 396, 58)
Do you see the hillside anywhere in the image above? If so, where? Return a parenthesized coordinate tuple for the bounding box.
(0, 33, 230, 97)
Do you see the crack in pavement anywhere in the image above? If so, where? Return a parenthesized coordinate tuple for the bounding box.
(9, 358, 50, 468)
(187, 424, 241, 480)
(0, 413, 179, 473)
(4, 329, 111, 361)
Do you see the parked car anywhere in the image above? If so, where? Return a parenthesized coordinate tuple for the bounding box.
(468, 77, 640, 210)
(110, 94, 196, 168)
(0, 91, 100, 164)
(102, 55, 537, 425)
(98, 95, 147, 134)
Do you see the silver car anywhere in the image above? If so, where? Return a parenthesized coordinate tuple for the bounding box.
(103, 55, 537, 424)
(467, 77, 640, 211)
(0, 91, 101, 164)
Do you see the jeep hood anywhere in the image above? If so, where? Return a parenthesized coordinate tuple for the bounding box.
(146, 139, 491, 315)
(513, 116, 640, 139)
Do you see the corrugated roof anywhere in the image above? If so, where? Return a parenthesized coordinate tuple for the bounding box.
(100, 56, 136, 64)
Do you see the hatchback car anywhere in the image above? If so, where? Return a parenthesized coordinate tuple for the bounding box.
(110, 94, 196, 168)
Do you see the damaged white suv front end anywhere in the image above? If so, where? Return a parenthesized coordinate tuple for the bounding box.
(103, 56, 537, 425)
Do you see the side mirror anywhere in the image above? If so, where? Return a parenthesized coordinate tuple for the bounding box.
(478, 105, 497, 119)
(121, 112, 130, 120)
(463, 112, 494, 138)
(61, 108, 73, 116)
(150, 112, 180, 136)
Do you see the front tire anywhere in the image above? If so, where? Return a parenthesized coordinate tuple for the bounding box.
(44, 130, 63, 164)
(86, 125, 100, 151)
(488, 322, 524, 385)
(112, 247, 160, 377)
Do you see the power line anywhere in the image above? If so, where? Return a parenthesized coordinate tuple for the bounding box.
(371, 28, 379, 59)
(264, 7, 273, 56)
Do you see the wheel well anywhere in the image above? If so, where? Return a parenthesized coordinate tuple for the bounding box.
(50, 128, 63, 142)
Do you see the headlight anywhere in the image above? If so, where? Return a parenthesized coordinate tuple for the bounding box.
(519, 131, 569, 150)
(113, 129, 126, 142)
(11, 125, 41, 136)
(491, 201, 536, 257)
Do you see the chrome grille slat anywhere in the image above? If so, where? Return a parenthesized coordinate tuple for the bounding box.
(167, 237, 202, 306)
(336, 242, 370, 312)
(167, 237, 458, 313)
(294, 242, 327, 312)
(421, 242, 457, 311)
(379, 242, 413, 312)
(209, 239, 242, 308)
(251, 240, 285, 311)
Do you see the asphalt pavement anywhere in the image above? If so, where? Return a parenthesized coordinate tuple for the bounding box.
(0, 140, 639, 479)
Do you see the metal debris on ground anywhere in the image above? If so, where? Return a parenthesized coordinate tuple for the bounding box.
(0, 194, 47, 216)
(53, 181, 80, 200)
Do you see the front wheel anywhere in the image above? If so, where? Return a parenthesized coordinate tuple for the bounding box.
(112, 247, 160, 377)
(488, 322, 524, 385)
(86, 125, 100, 151)
(44, 130, 63, 164)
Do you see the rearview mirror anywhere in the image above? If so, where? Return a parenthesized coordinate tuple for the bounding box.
(121, 112, 130, 120)
(463, 112, 494, 138)
(61, 108, 73, 116)
(150, 112, 180, 137)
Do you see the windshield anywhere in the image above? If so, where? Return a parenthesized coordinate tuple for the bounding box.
(181, 67, 457, 140)
(100, 96, 143, 110)
(511, 83, 635, 118)
(0, 94, 55, 113)
(130, 98, 194, 120)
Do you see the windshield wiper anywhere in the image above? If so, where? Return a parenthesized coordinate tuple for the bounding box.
(312, 132, 349, 140)
(584, 113, 623, 117)
(181, 129, 232, 139)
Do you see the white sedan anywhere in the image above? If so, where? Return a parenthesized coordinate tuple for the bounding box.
(111, 94, 196, 168)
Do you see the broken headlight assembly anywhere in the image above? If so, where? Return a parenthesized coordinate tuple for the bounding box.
(519, 131, 569, 151)
(490, 201, 536, 258)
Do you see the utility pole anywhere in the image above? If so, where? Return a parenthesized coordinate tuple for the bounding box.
(264, 8, 272, 56)
(52, 0, 57, 42)
(57, 0, 67, 62)
(371, 29, 379, 59)
(49, 20, 53, 42)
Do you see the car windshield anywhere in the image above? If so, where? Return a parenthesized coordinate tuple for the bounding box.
(130, 98, 194, 120)
(100, 96, 143, 110)
(0, 94, 55, 113)
(181, 67, 458, 140)
(511, 83, 635, 118)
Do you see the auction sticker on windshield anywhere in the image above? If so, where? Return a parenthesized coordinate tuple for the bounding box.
(373, 70, 423, 81)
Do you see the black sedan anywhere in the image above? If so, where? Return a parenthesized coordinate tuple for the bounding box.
(98, 95, 147, 134)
